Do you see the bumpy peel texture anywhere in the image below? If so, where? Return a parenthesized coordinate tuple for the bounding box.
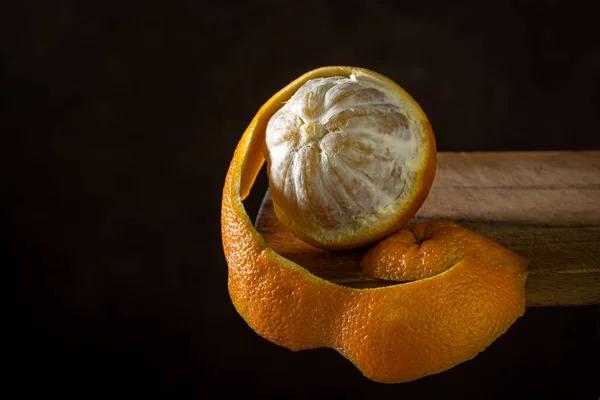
(222, 66, 528, 383)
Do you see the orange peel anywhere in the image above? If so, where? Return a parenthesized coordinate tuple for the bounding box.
(222, 66, 528, 383)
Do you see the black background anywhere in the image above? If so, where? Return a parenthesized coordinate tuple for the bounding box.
(3, 0, 600, 398)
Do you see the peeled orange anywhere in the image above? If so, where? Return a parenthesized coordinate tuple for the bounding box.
(222, 66, 528, 383)
(264, 68, 436, 249)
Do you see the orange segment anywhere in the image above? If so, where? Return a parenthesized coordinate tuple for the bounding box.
(222, 66, 528, 383)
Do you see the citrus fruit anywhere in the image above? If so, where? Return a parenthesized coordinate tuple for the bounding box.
(222, 66, 528, 383)
(264, 68, 436, 249)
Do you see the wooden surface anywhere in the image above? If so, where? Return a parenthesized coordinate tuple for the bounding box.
(255, 151, 600, 307)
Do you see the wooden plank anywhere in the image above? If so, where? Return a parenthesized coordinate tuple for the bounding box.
(255, 151, 600, 307)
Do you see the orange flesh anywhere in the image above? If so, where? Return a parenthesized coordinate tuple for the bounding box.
(263, 68, 436, 250)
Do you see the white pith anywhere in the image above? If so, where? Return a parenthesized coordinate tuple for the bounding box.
(265, 72, 428, 242)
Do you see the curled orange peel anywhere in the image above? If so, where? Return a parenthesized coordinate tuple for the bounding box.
(222, 66, 528, 383)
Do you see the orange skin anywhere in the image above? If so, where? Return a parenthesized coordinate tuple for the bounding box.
(361, 221, 477, 281)
(222, 66, 527, 383)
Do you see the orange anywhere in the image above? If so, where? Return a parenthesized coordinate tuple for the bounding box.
(263, 67, 436, 249)
(222, 66, 527, 383)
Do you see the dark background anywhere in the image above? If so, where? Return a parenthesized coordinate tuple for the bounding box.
(3, 0, 600, 398)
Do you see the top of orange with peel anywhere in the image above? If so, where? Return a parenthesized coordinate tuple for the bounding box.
(222, 66, 527, 383)
(264, 68, 436, 249)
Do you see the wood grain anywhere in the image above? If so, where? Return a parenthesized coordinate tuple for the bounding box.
(254, 151, 600, 307)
